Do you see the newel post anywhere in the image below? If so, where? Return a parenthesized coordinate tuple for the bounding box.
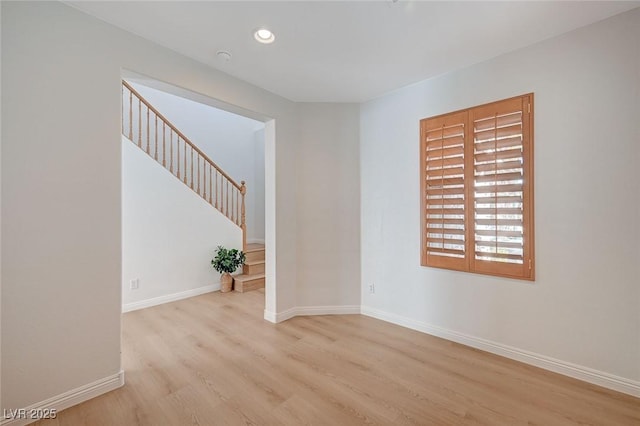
(240, 181, 247, 252)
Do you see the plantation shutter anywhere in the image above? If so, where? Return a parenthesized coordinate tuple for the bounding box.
(420, 111, 468, 271)
(470, 95, 533, 279)
(420, 94, 534, 280)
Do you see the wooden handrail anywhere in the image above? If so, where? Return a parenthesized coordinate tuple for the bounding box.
(122, 80, 242, 190)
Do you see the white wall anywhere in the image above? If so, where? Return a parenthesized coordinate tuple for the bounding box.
(296, 103, 361, 307)
(0, 2, 3, 410)
(122, 138, 242, 309)
(1, 1, 298, 411)
(127, 82, 265, 242)
(253, 128, 266, 242)
(360, 7, 640, 384)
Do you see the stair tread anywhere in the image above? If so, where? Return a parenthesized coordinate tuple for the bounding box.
(244, 259, 265, 266)
(234, 273, 265, 282)
(245, 243, 265, 253)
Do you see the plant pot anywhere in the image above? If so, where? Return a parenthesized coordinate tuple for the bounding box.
(220, 273, 233, 293)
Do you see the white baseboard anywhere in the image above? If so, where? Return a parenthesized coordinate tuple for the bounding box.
(272, 307, 297, 322)
(1, 371, 124, 426)
(264, 305, 360, 323)
(296, 305, 361, 316)
(361, 306, 640, 398)
(247, 238, 265, 245)
(263, 309, 279, 323)
(122, 283, 220, 313)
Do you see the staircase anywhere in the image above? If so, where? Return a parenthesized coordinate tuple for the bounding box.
(122, 80, 264, 292)
(234, 243, 265, 292)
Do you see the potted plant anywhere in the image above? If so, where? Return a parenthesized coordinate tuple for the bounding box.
(211, 246, 246, 292)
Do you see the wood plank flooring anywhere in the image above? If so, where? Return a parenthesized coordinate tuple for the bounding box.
(36, 289, 639, 425)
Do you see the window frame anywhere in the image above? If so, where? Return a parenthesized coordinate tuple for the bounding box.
(420, 94, 535, 281)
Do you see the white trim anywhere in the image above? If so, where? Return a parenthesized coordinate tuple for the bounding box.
(263, 309, 278, 323)
(264, 305, 360, 324)
(275, 307, 297, 322)
(361, 306, 640, 398)
(264, 307, 294, 323)
(247, 238, 265, 245)
(1, 371, 124, 426)
(296, 305, 361, 316)
(122, 283, 220, 313)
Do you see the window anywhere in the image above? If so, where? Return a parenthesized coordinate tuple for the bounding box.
(420, 94, 534, 280)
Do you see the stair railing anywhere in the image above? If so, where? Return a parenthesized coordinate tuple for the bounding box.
(121, 80, 247, 250)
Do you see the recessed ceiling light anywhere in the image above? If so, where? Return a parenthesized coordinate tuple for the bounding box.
(254, 28, 275, 44)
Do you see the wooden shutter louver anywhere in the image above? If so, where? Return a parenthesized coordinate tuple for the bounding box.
(421, 112, 467, 271)
(421, 94, 534, 280)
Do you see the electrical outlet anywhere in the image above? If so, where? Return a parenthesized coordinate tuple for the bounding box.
(369, 283, 375, 294)
(129, 279, 139, 290)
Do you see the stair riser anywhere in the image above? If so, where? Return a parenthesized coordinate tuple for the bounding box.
(243, 263, 265, 275)
(245, 250, 265, 263)
(234, 277, 265, 293)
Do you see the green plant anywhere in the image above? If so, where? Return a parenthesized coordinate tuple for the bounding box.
(211, 246, 246, 274)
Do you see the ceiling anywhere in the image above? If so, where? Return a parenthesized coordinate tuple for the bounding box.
(69, 1, 639, 103)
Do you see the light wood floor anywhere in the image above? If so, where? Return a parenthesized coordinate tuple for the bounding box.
(37, 289, 639, 425)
